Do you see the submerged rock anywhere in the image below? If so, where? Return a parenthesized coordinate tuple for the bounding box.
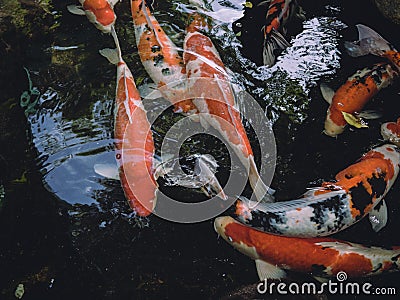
(375, 0, 400, 25)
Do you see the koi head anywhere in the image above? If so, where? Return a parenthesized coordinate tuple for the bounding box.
(381, 118, 400, 147)
(83, 0, 116, 33)
(324, 111, 345, 137)
(214, 216, 259, 260)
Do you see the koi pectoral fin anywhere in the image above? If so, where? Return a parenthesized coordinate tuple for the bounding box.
(255, 259, 286, 280)
(94, 163, 120, 180)
(369, 199, 388, 232)
(99, 48, 120, 65)
(67, 5, 86, 16)
(320, 83, 334, 104)
(108, 0, 120, 7)
(357, 110, 382, 120)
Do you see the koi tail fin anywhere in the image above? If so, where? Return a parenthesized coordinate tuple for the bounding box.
(248, 156, 275, 203)
(263, 29, 290, 66)
(344, 24, 393, 58)
(194, 154, 228, 200)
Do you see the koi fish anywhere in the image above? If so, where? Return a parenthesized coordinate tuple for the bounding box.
(382, 118, 400, 147)
(320, 62, 398, 137)
(67, 0, 118, 33)
(261, 0, 301, 66)
(183, 13, 272, 202)
(214, 216, 400, 280)
(99, 27, 158, 216)
(130, 0, 196, 114)
(235, 144, 400, 237)
(344, 24, 400, 72)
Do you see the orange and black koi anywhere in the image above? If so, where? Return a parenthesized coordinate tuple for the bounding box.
(67, 0, 118, 33)
(235, 144, 400, 237)
(183, 13, 272, 202)
(215, 216, 400, 280)
(262, 0, 297, 66)
(130, 0, 196, 114)
(100, 28, 158, 217)
(320, 63, 398, 137)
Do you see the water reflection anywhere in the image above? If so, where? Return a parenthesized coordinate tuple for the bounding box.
(27, 88, 115, 205)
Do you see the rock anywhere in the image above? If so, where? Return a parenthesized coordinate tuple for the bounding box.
(375, 0, 400, 25)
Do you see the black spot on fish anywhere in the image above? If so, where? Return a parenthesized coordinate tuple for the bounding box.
(371, 263, 383, 273)
(392, 253, 400, 262)
(367, 172, 387, 199)
(247, 210, 285, 235)
(309, 193, 348, 232)
(153, 54, 164, 67)
(151, 45, 161, 53)
(349, 182, 373, 219)
(311, 264, 327, 277)
(161, 68, 171, 76)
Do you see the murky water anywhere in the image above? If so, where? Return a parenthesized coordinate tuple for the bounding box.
(1, 0, 400, 299)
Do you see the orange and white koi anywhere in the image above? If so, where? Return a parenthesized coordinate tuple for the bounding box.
(67, 0, 118, 33)
(235, 144, 400, 237)
(130, 0, 196, 114)
(262, 0, 299, 66)
(100, 28, 157, 216)
(320, 62, 398, 137)
(382, 118, 400, 147)
(215, 216, 400, 280)
(183, 13, 272, 202)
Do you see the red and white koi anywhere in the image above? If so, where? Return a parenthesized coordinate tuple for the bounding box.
(320, 62, 398, 137)
(382, 118, 400, 147)
(130, 0, 196, 114)
(235, 144, 400, 237)
(100, 28, 158, 217)
(262, 0, 300, 66)
(67, 0, 118, 33)
(215, 216, 400, 280)
(183, 13, 272, 202)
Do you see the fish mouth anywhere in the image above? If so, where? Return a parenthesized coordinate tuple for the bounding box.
(214, 216, 234, 237)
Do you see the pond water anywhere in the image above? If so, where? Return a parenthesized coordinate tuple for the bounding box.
(1, 0, 400, 299)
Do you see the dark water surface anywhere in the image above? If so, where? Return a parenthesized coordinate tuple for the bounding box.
(1, 0, 400, 299)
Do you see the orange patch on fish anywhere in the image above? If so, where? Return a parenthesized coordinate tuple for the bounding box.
(83, 0, 115, 26)
(329, 77, 379, 127)
(224, 222, 368, 274)
(330, 253, 372, 276)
